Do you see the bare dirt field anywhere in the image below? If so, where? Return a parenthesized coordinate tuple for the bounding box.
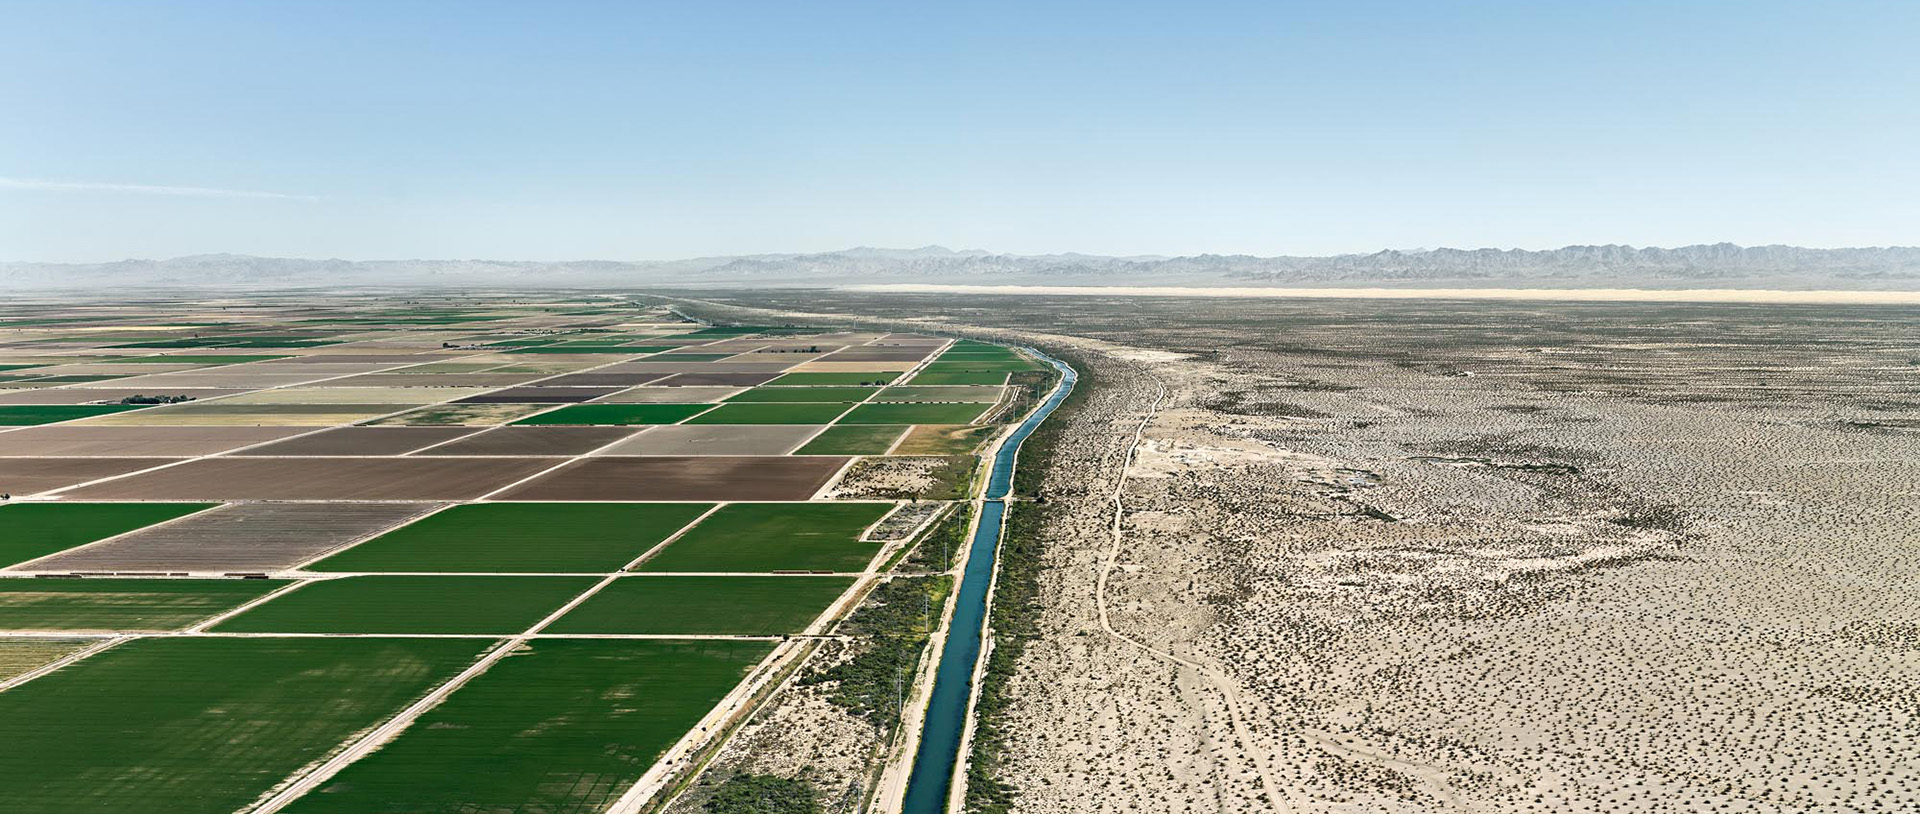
(680, 291, 1920, 814)
(1, 458, 181, 496)
(495, 455, 851, 501)
(0, 388, 249, 405)
(0, 426, 308, 456)
(58, 457, 555, 500)
(230, 426, 480, 456)
(600, 424, 823, 456)
(422, 426, 640, 456)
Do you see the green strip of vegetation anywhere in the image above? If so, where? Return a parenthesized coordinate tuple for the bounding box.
(799, 574, 951, 732)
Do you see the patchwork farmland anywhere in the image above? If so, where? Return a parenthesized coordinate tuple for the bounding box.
(0, 294, 1058, 814)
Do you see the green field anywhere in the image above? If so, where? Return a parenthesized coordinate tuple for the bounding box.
(0, 404, 151, 425)
(213, 576, 596, 634)
(278, 639, 772, 814)
(839, 402, 990, 425)
(921, 358, 1041, 373)
(724, 386, 878, 403)
(312, 503, 712, 572)
(0, 636, 488, 814)
(904, 370, 1007, 385)
(793, 424, 907, 455)
(875, 385, 1004, 402)
(0, 579, 288, 631)
(767, 371, 898, 386)
(0, 503, 217, 568)
(546, 576, 855, 635)
(510, 403, 711, 425)
(683, 402, 852, 424)
(637, 503, 891, 573)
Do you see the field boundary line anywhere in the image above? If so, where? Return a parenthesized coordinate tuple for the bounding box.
(617, 502, 728, 572)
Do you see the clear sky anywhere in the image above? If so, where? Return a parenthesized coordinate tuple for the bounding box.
(3, 0, 1915, 262)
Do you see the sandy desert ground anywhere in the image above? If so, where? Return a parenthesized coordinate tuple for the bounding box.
(675, 292, 1920, 814)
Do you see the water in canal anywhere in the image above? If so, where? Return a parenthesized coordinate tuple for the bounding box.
(901, 352, 1077, 813)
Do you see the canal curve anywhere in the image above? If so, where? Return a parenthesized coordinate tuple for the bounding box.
(901, 349, 1077, 813)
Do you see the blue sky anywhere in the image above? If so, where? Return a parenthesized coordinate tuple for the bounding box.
(3, 0, 1915, 261)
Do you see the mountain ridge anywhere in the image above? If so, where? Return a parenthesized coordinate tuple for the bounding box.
(6, 243, 1920, 290)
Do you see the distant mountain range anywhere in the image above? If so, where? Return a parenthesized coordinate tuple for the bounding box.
(7, 243, 1920, 290)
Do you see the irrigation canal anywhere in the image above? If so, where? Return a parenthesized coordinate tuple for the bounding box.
(901, 350, 1078, 813)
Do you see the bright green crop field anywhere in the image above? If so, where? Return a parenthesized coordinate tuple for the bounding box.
(510, 403, 711, 425)
(904, 370, 1006, 385)
(0, 578, 287, 631)
(792, 424, 907, 455)
(311, 503, 712, 573)
(0, 503, 216, 568)
(0, 404, 150, 425)
(0, 636, 488, 814)
(839, 402, 990, 425)
(279, 639, 772, 814)
(546, 576, 855, 635)
(636, 502, 890, 573)
(212, 576, 595, 634)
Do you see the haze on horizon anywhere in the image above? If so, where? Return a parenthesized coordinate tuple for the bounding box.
(3, 0, 1916, 264)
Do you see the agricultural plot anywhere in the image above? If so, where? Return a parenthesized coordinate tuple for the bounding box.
(311, 502, 711, 572)
(230, 425, 479, 455)
(496, 456, 850, 501)
(794, 424, 908, 455)
(547, 575, 856, 635)
(636, 502, 891, 573)
(769, 371, 899, 385)
(213, 575, 596, 634)
(0, 404, 147, 424)
(725, 385, 878, 402)
(0, 297, 1056, 814)
(840, 401, 990, 425)
(511, 403, 711, 425)
(685, 402, 852, 424)
(601, 424, 821, 456)
(278, 639, 773, 814)
(0, 578, 287, 631)
(0, 637, 94, 682)
(0, 502, 215, 568)
(0, 637, 488, 814)
(423, 425, 639, 455)
(23, 502, 442, 573)
(0, 425, 309, 456)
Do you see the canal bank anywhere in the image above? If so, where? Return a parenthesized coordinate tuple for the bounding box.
(899, 350, 1078, 814)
